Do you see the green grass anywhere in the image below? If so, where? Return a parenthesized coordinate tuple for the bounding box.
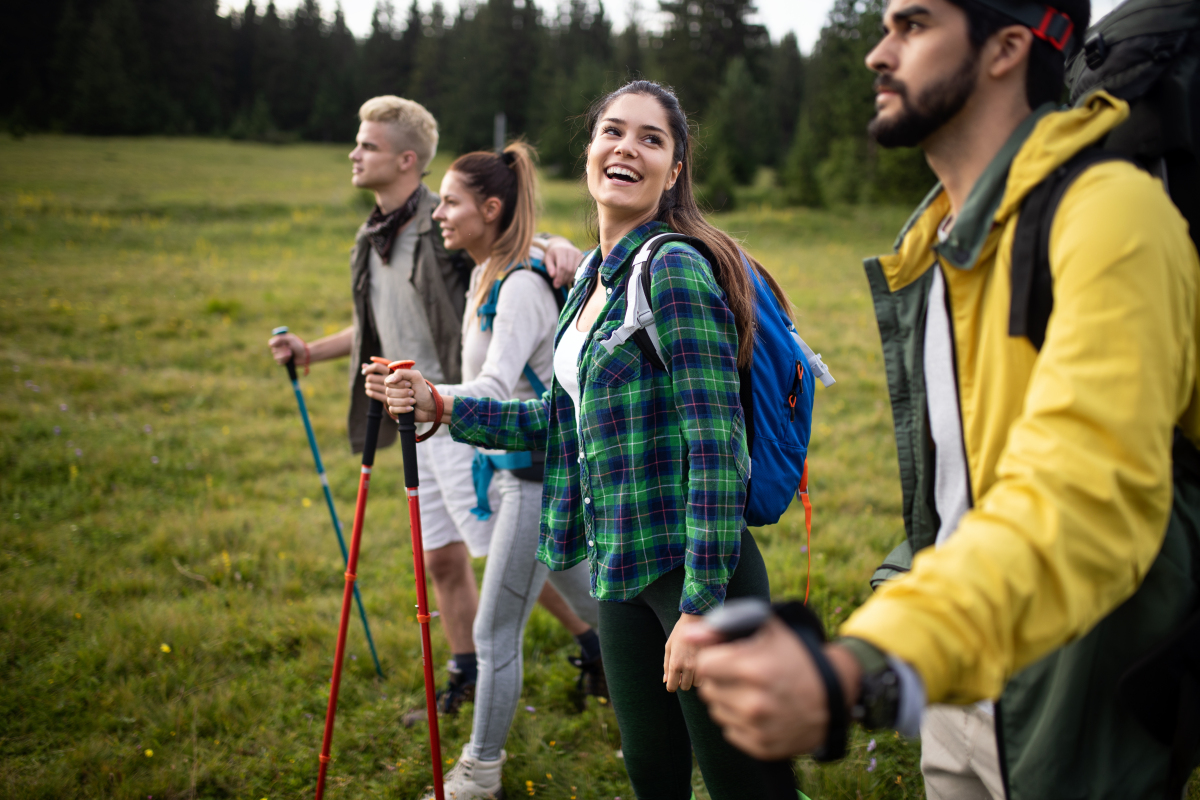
(1, 134, 1192, 800)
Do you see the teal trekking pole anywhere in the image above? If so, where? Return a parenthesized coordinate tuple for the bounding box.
(273, 326, 383, 679)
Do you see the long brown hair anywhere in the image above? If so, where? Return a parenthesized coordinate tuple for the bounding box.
(448, 140, 540, 306)
(584, 81, 792, 367)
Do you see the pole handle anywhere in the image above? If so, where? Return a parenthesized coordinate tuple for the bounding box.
(397, 410, 419, 489)
(362, 399, 383, 469)
(373, 357, 421, 489)
(273, 326, 300, 382)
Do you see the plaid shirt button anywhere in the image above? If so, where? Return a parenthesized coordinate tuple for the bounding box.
(583, 497, 591, 504)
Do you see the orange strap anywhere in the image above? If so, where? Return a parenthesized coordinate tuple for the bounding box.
(797, 460, 813, 605)
(416, 613, 431, 623)
(319, 754, 331, 764)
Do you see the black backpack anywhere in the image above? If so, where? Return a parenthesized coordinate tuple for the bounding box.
(1066, 0, 1200, 244)
(1011, 3, 1200, 795)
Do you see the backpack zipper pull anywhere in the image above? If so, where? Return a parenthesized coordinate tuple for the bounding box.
(788, 361, 804, 422)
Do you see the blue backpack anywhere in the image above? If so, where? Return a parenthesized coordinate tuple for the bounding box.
(603, 233, 835, 530)
(469, 259, 567, 520)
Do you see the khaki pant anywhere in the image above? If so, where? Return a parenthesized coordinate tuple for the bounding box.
(921, 704, 1007, 800)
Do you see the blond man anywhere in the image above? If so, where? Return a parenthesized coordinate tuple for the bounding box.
(270, 96, 589, 712)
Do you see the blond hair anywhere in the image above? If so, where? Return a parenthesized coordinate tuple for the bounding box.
(358, 96, 439, 174)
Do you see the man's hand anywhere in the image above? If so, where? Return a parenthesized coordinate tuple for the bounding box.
(384, 366, 444, 423)
(543, 236, 584, 288)
(268, 332, 305, 366)
(663, 613, 707, 692)
(689, 617, 860, 760)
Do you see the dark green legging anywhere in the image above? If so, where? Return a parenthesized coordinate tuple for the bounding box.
(598, 530, 777, 800)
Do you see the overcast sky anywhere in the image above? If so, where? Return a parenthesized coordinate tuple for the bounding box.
(219, 0, 1128, 54)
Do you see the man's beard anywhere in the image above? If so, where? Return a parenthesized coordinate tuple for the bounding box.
(868, 51, 980, 148)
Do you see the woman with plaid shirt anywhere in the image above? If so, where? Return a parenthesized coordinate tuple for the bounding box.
(386, 81, 792, 798)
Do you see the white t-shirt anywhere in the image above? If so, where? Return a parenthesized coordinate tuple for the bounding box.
(367, 220, 445, 383)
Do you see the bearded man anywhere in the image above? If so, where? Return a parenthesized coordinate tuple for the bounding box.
(687, 1, 1200, 798)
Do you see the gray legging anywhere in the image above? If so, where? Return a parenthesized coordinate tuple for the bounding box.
(467, 470, 597, 761)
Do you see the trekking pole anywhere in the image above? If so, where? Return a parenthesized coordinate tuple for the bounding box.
(272, 326, 384, 680)
(384, 357, 446, 800)
(314, 371, 386, 800)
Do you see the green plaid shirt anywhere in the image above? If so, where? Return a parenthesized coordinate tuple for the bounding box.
(450, 222, 749, 613)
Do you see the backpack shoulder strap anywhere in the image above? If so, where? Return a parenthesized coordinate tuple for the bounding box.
(477, 259, 561, 395)
(600, 232, 715, 371)
(478, 259, 566, 332)
(1010, 148, 1129, 351)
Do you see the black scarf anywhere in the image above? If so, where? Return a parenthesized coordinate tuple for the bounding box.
(364, 187, 422, 261)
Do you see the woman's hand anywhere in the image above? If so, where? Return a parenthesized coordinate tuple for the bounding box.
(664, 612, 708, 692)
(384, 367, 441, 423)
(543, 236, 583, 288)
(361, 360, 391, 409)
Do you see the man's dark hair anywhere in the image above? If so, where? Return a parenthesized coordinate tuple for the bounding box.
(946, 0, 1091, 108)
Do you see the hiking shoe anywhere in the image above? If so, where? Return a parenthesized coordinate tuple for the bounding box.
(420, 744, 506, 800)
(401, 663, 476, 726)
(568, 653, 609, 710)
(437, 661, 477, 715)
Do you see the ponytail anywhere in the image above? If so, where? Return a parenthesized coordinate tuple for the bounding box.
(448, 140, 540, 307)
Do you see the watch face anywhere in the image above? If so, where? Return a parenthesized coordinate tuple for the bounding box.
(858, 667, 901, 731)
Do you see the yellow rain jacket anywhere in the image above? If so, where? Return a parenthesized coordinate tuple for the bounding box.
(842, 92, 1200, 798)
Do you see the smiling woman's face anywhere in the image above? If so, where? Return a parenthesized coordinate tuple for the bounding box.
(433, 170, 490, 253)
(585, 92, 682, 223)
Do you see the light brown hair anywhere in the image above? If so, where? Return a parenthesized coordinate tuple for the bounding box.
(449, 141, 540, 306)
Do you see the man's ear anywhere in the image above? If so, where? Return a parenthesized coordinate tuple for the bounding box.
(987, 24, 1034, 82)
(397, 150, 419, 172)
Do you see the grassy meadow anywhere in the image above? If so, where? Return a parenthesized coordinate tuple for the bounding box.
(2, 134, 1186, 800)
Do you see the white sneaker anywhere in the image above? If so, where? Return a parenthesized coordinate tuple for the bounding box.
(420, 744, 506, 799)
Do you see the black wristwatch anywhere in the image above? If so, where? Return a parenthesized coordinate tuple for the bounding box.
(773, 601, 848, 762)
(852, 663, 901, 731)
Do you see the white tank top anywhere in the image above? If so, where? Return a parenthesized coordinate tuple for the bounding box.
(554, 308, 589, 414)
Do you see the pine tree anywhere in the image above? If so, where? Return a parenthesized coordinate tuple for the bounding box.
(406, 1, 451, 119)
(254, 2, 292, 136)
(802, 0, 884, 202)
(782, 112, 823, 208)
(362, 1, 419, 99)
(766, 33, 803, 167)
(656, 0, 769, 118)
(72, 0, 148, 134)
(534, 1, 614, 172)
(703, 57, 770, 185)
(308, 6, 360, 141)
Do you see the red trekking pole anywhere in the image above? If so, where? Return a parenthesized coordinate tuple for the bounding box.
(385, 358, 446, 800)
(313, 365, 386, 800)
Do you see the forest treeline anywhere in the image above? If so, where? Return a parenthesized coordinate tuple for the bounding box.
(2, 0, 935, 207)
